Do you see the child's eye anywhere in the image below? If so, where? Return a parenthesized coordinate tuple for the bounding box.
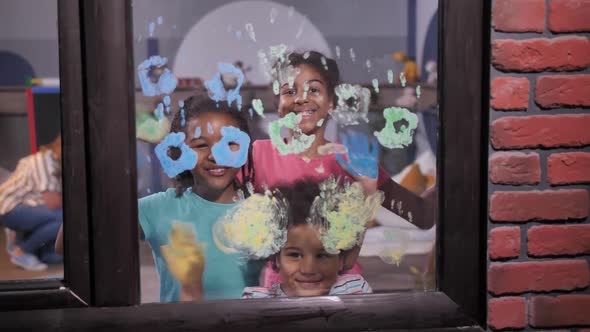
(310, 87, 320, 93)
(317, 252, 335, 259)
(281, 89, 296, 96)
(228, 142, 240, 152)
(286, 252, 302, 258)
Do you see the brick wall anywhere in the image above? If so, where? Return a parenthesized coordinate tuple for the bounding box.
(488, 0, 590, 330)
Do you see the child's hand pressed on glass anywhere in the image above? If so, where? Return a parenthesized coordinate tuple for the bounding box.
(161, 221, 205, 287)
(336, 132, 379, 194)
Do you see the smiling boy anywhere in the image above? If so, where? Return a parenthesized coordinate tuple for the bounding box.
(240, 180, 375, 298)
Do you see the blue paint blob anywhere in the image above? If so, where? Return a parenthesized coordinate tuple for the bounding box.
(157, 16, 163, 25)
(204, 63, 244, 110)
(220, 63, 244, 110)
(163, 95, 171, 114)
(207, 122, 214, 134)
(335, 132, 379, 179)
(149, 22, 155, 36)
(154, 132, 198, 178)
(248, 108, 254, 118)
(194, 127, 202, 139)
(180, 108, 186, 127)
(137, 56, 178, 97)
(204, 72, 226, 103)
(178, 100, 184, 108)
(211, 126, 251, 168)
(156, 103, 164, 120)
(157, 69, 178, 95)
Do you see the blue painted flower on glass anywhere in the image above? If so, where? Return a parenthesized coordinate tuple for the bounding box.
(211, 126, 251, 168)
(137, 55, 178, 97)
(155, 132, 198, 178)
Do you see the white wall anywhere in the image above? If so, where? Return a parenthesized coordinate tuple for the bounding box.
(132, 0, 410, 83)
(0, 0, 419, 81)
(0, 0, 57, 39)
(0, 0, 59, 77)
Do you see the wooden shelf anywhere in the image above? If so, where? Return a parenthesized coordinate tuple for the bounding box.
(0, 84, 437, 116)
(136, 84, 438, 113)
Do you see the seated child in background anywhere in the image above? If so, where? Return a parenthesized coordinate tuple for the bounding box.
(213, 178, 383, 298)
(138, 94, 261, 302)
(0, 135, 63, 271)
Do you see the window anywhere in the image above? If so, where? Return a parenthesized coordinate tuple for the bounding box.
(134, 0, 439, 304)
(0, 1, 488, 330)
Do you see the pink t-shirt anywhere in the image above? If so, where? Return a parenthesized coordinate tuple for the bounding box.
(251, 139, 390, 190)
(250, 140, 390, 286)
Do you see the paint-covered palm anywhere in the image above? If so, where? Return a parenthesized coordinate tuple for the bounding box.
(336, 132, 379, 179)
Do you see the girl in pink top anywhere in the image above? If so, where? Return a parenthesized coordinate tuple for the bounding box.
(251, 51, 391, 191)
(249, 51, 393, 286)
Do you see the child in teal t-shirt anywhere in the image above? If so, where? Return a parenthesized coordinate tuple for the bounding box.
(138, 94, 260, 302)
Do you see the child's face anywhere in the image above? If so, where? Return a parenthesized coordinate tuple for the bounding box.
(185, 112, 242, 197)
(276, 224, 343, 297)
(277, 64, 334, 135)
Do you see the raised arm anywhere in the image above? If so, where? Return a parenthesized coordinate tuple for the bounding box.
(379, 178, 436, 230)
(336, 132, 436, 230)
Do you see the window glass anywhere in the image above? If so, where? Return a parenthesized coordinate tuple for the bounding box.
(0, 0, 63, 281)
(132, 0, 439, 303)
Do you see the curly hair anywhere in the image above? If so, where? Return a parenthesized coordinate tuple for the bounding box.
(167, 92, 254, 197)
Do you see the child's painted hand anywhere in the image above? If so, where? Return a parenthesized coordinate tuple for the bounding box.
(137, 55, 177, 97)
(336, 132, 379, 194)
(161, 221, 205, 287)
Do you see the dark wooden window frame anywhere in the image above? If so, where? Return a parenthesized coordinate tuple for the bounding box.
(0, 0, 489, 331)
(0, 0, 92, 310)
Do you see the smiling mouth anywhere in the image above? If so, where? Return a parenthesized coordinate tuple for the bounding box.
(207, 167, 227, 177)
(294, 108, 317, 119)
(295, 279, 323, 288)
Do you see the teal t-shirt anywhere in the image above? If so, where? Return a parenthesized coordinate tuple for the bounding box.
(138, 188, 262, 302)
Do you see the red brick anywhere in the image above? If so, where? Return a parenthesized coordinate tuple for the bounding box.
(549, 0, 590, 32)
(529, 295, 590, 327)
(488, 297, 526, 330)
(548, 152, 590, 184)
(536, 75, 590, 108)
(492, 0, 545, 33)
(528, 224, 590, 256)
(488, 260, 589, 295)
(489, 190, 589, 222)
(492, 37, 590, 72)
(491, 77, 530, 110)
(490, 115, 590, 149)
(489, 152, 540, 185)
(489, 226, 521, 260)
